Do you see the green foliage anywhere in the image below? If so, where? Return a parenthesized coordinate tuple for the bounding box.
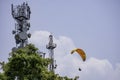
(0, 73, 6, 80)
(1, 44, 78, 80)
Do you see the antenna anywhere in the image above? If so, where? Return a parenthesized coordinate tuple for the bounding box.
(46, 34, 57, 72)
(11, 2, 31, 50)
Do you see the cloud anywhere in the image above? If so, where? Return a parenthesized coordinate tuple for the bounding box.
(79, 58, 120, 80)
(29, 31, 50, 47)
(29, 30, 120, 80)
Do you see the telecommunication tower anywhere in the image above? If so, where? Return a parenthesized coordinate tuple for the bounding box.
(46, 34, 57, 72)
(11, 2, 31, 50)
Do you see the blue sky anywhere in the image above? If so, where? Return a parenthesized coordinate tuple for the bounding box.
(0, 0, 120, 80)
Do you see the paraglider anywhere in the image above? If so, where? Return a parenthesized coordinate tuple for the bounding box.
(71, 48, 86, 61)
(71, 48, 86, 72)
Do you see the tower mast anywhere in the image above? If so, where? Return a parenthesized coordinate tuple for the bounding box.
(11, 2, 31, 50)
(46, 34, 57, 72)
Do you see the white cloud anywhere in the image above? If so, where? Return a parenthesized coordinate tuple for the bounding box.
(29, 31, 50, 47)
(29, 31, 50, 54)
(29, 30, 120, 80)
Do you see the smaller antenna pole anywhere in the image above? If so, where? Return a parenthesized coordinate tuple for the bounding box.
(46, 34, 57, 72)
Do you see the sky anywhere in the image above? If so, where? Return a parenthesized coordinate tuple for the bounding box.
(0, 0, 120, 80)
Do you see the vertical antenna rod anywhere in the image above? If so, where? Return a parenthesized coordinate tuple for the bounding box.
(46, 34, 57, 72)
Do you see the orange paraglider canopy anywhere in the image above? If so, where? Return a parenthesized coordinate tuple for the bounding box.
(71, 48, 86, 61)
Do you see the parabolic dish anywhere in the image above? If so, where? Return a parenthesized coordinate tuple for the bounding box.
(18, 32, 27, 40)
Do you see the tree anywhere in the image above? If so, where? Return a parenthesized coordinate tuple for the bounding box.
(0, 44, 78, 80)
(0, 72, 6, 80)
